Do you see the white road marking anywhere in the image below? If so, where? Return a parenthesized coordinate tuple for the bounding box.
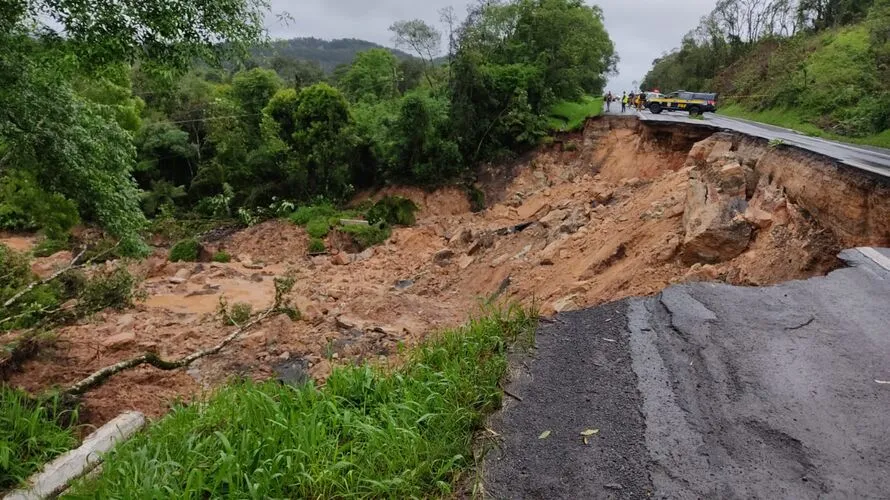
(857, 247, 890, 272)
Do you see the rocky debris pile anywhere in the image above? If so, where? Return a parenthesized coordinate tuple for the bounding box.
(678, 132, 839, 270)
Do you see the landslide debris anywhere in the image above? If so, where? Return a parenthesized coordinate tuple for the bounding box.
(6, 116, 867, 426)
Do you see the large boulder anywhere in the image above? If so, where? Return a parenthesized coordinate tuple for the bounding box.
(681, 158, 754, 264)
(685, 132, 735, 168)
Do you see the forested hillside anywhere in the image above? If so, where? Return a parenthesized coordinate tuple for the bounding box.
(1, 0, 616, 256)
(253, 37, 414, 73)
(642, 0, 890, 145)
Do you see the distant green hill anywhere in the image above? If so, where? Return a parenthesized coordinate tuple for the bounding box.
(255, 37, 415, 73)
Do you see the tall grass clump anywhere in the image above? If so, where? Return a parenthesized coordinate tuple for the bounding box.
(1, 388, 79, 492)
(338, 222, 392, 250)
(67, 306, 537, 499)
(366, 196, 419, 226)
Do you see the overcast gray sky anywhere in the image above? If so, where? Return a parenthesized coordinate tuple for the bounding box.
(265, 0, 717, 93)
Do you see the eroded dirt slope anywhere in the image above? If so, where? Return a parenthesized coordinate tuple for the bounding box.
(6, 116, 867, 426)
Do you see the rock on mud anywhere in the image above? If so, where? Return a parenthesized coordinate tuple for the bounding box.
(102, 331, 136, 350)
(681, 158, 754, 264)
(434, 249, 455, 265)
(168, 268, 191, 284)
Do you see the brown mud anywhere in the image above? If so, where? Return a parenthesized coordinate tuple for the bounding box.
(7, 115, 884, 427)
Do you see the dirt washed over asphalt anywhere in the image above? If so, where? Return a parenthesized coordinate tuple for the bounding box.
(485, 249, 890, 499)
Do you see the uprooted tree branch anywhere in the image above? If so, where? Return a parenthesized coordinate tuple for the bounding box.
(1, 244, 126, 380)
(2, 248, 87, 310)
(62, 274, 298, 396)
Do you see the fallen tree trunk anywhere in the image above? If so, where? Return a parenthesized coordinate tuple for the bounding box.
(64, 307, 275, 396)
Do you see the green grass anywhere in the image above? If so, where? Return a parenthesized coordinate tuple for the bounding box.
(305, 217, 332, 238)
(718, 103, 890, 149)
(290, 204, 368, 240)
(548, 96, 603, 132)
(288, 204, 340, 226)
(337, 222, 392, 250)
(367, 196, 419, 226)
(308, 237, 327, 254)
(66, 306, 537, 499)
(211, 251, 231, 263)
(290, 202, 412, 251)
(1, 388, 79, 492)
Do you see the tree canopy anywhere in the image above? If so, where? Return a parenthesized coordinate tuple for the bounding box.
(0, 0, 269, 252)
(0, 0, 619, 248)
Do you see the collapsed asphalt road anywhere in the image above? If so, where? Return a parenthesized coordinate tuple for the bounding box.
(639, 110, 890, 179)
(485, 249, 890, 499)
(604, 105, 890, 179)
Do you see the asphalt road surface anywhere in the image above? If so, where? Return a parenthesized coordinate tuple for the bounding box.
(605, 106, 890, 179)
(484, 248, 890, 499)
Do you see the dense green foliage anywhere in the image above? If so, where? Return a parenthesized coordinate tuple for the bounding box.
(450, 0, 616, 162)
(308, 238, 327, 254)
(367, 196, 420, 226)
(212, 251, 232, 263)
(548, 97, 605, 132)
(75, 268, 138, 315)
(0, 243, 141, 333)
(642, 0, 890, 141)
(0, 244, 59, 332)
(288, 201, 406, 251)
(67, 307, 536, 499)
(0, 388, 78, 492)
(1, 0, 267, 253)
(168, 239, 201, 262)
(2, 0, 616, 248)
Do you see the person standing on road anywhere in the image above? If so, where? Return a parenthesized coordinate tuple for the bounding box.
(621, 92, 627, 113)
(604, 91, 612, 112)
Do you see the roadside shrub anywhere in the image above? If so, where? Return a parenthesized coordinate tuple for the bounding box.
(168, 238, 200, 262)
(32, 238, 70, 258)
(80, 237, 123, 264)
(305, 218, 331, 239)
(308, 238, 327, 254)
(226, 302, 252, 326)
(0, 172, 81, 240)
(366, 196, 419, 226)
(0, 244, 34, 294)
(339, 222, 392, 250)
(76, 268, 137, 315)
(0, 388, 79, 492)
(0, 244, 61, 332)
(467, 186, 486, 213)
(57, 269, 88, 299)
(212, 251, 231, 263)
